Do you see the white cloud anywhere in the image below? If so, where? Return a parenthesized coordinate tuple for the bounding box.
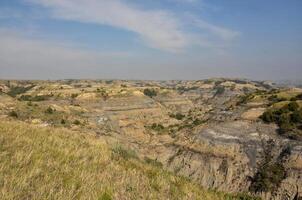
(26, 0, 238, 52)
(26, 0, 188, 52)
(190, 16, 240, 41)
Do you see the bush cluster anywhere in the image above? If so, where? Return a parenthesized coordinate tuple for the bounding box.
(290, 93, 302, 101)
(214, 86, 225, 96)
(267, 95, 287, 104)
(73, 120, 81, 125)
(150, 123, 165, 132)
(250, 141, 289, 193)
(19, 94, 52, 101)
(45, 107, 55, 114)
(169, 113, 185, 120)
(7, 85, 35, 97)
(260, 101, 302, 139)
(8, 110, 18, 118)
(111, 145, 138, 160)
(143, 88, 157, 98)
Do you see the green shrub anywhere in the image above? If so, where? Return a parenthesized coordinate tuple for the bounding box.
(214, 86, 225, 96)
(177, 86, 199, 93)
(105, 80, 113, 84)
(295, 93, 302, 100)
(7, 85, 35, 97)
(278, 113, 291, 125)
(260, 102, 302, 139)
(111, 145, 137, 160)
(143, 88, 157, 98)
(170, 113, 185, 120)
(71, 93, 79, 99)
(150, 123, 165, 132)
(291, 109, 302, 123)
(288, 101, 299, 111)
(249, 141, 287, 193)
(279, 105, 290, 113)
(73, 120, 81, 125)
(260, 110, 275, 123)
(268, 95, 278, 102)
(19, 95, 33, 101)
(19, 94, 51, 101)
(144, 157, 163, 168)
(8, 110, 18, 118)
(99, 192, 112, 200)
(250, 162, 286, 193)
(45, 107, 54, 114)
(237, 94, 254, 105)
(192, 119, 204, 126)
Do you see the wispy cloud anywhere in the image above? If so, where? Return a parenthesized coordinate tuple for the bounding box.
(188, 15, 240, 42)
(26, 0, 188, 52)
(0, 28, 130, 75)
(25, 0, 239, 52)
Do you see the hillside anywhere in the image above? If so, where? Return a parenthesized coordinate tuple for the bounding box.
(0, 120, 255, 200)
(0, 79, 301, 199)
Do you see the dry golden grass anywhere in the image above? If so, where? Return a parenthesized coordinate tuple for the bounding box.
(0, 120, 250, 200)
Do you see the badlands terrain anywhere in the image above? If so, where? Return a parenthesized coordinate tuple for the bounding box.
(0, 79, 301, 200)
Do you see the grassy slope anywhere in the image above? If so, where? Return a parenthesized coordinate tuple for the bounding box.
(0, 121, 251, 200)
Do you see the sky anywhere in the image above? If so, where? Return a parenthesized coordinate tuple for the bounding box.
(0, 0, 301, 80)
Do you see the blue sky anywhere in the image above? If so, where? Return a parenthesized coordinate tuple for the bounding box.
(0, 0, 301, 80)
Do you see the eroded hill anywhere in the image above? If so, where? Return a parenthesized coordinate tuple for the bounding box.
(0, 79, 301, 200)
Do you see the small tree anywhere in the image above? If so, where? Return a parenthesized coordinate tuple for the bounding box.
(288, 101, 299, 112)
(279, 113, 290, 123)
(175, 113, 185, 120)
(291, 109, 302, 123)
(143, 88, 157, 98)
(45, 107, 54, 114)
(73, 120, 81, 125)
(8, 110, 18, 118)
(295, 93, 302, 100)
(261, 110, 274, 123)
(214, 86, 225, 96)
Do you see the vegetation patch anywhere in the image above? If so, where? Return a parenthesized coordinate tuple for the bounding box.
(290, 93, 302, 101)
(0, 117, 261, 199)
(19, 94, 52, 101)
(143, 88, 157, 98)
(260, 101, 302, 140)
(177, 86, 199, 93)
(8, 110, 18, 118)
(99, 192, 112, 200)
(146, 123, 166, 134)
(73, 119, 81, 125)
(144, 157, 163, 168)
(214, 86, 225, 96)
(249, 140, 289, 193)
(111, 145, 138, 160)
(7, 85, 35, 97)
(45, 106, 55, 114)
(169, 113, 185, 120)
